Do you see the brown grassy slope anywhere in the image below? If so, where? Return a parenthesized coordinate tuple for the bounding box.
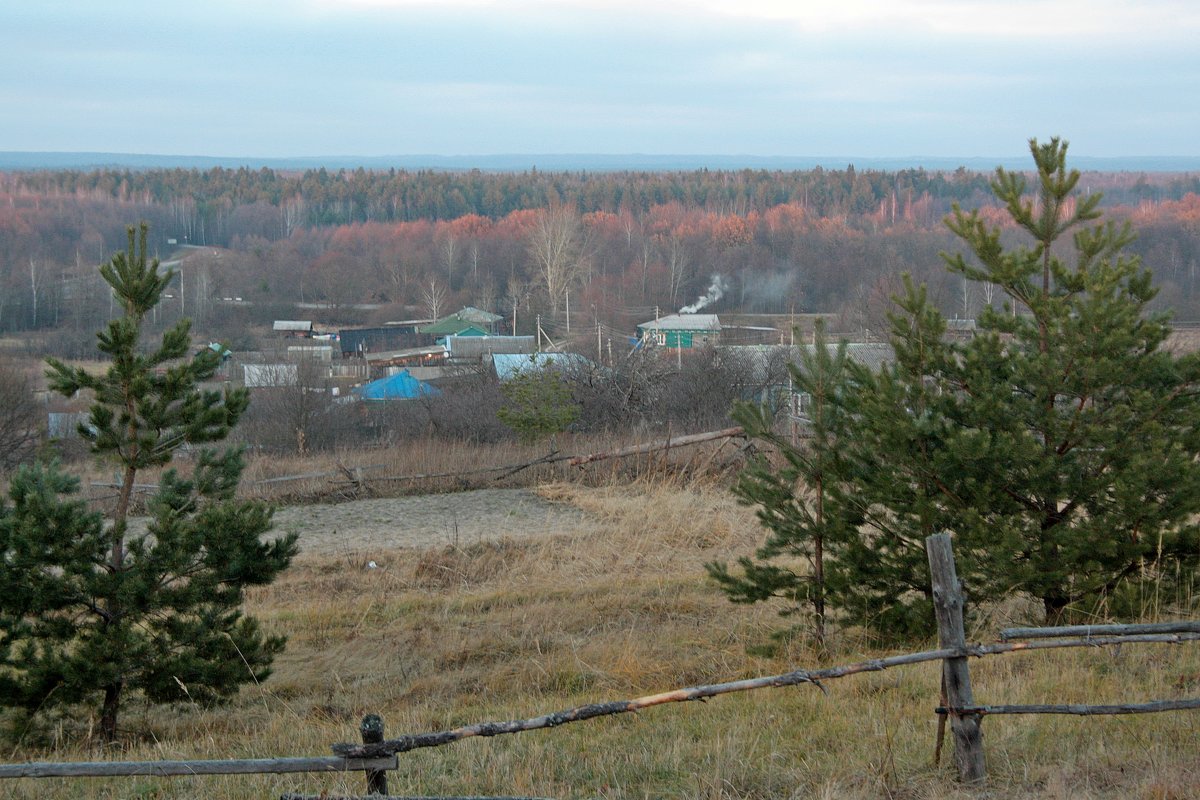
(5, 478, 1200, 799)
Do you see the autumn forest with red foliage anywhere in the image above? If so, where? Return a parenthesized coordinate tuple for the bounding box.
(2, 165, 1198, 354)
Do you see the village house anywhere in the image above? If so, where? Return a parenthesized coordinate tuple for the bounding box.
(637, 314, 721, 349)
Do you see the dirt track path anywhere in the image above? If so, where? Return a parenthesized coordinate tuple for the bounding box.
(271, 488, 601, 557)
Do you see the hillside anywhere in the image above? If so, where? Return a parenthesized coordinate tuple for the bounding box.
(5, 477, 1197, 799)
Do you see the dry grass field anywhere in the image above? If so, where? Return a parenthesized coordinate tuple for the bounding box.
(3, 452, 1200, 799)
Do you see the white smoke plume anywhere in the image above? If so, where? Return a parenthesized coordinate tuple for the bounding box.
(680, 274, 728, 314)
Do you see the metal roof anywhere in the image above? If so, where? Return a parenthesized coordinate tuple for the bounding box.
(637, 314, 721, 332)
(454, 306, 504, 325)
(447, 335, 535, 359)
(492, 352, 590, 381)
(420, 319, 490, 336)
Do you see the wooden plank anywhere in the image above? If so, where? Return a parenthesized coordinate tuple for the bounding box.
(1000, 621, 1200, 641)
(0, 756, 397, 779)
(926, 533, 986, 784)
(940, 698, 1200, 716)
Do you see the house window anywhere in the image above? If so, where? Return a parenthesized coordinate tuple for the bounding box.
(790, 390, 815, 424)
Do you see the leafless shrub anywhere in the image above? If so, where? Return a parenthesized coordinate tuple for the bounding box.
(563, 345, 790, 435)
(0, 360, 42, 470)
(337, 364, 511, 447)
(235, 361, 365, 454)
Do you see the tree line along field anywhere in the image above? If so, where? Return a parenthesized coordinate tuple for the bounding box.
(1, 166, 1198, 356)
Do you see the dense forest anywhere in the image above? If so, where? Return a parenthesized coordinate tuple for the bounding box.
(2, 166, 1198, 352)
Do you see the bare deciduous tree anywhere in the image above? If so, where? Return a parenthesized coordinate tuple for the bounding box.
(422, 279, 448, 321)
(438, 234, 458, 290)
(529, 206, 588, 318)
(663, 233, 691, 306)
(236, 361, 339, 454)
(0, 361, 40, 470)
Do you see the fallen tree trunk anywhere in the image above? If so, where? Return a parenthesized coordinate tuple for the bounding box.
(331, 427, 749, 487)
(568, 426, 745, 467)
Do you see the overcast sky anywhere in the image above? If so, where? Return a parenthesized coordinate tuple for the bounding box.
(2, 0, 1198, 159)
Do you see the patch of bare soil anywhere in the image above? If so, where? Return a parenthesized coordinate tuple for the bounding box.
(271, 488, 602, 557)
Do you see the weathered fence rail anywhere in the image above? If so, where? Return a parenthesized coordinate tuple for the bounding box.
(0, 755, 396, 779)
(938, 698, 1200, 717)
(2, 531, 1195, 795)
(999, 620, 1200, 639)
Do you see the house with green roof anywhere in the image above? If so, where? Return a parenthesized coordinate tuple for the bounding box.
(420, 307, 504, 339)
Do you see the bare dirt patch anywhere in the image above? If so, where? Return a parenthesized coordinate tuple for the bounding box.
(271, 487, 604, 557)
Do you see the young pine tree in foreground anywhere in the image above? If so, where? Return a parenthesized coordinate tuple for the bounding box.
(706, 323, 854, 649)
(0, 225, 298, 742)
(720, 139, 1200, 639)
(937, 138, 1200, 620)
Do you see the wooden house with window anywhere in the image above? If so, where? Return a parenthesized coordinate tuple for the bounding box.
(637, 314, 721, 349)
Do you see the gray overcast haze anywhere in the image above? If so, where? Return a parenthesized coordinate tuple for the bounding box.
(2, 0, 1198, 161)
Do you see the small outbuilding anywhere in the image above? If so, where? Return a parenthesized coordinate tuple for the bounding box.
(340, 327, 434, 357)
(273, 320, 314, 338)
(446, 334, 536, 362)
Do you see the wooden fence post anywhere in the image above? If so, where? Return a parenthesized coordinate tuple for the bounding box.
(360, 714, 388, 795)
(925, 532, 986, 783)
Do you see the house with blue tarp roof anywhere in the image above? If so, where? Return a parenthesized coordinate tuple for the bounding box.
(353, 369, 441, 401)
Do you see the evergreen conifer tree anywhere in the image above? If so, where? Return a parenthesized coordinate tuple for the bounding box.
(0, 225, 298, 741)
(706, 323, 854, 647)
(721, 139, 1200, 638)
(938, 138, 1200, 620)
(497, 361, 580, 443)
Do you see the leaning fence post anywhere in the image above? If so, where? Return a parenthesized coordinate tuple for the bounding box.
(360, 714, 388, 795)
(925, 532, 986, 783)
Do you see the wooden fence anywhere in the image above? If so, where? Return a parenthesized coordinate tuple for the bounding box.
(1, 532, 1197, 796)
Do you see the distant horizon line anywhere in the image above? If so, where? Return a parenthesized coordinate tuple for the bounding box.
(3, 150, 1200, 173)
